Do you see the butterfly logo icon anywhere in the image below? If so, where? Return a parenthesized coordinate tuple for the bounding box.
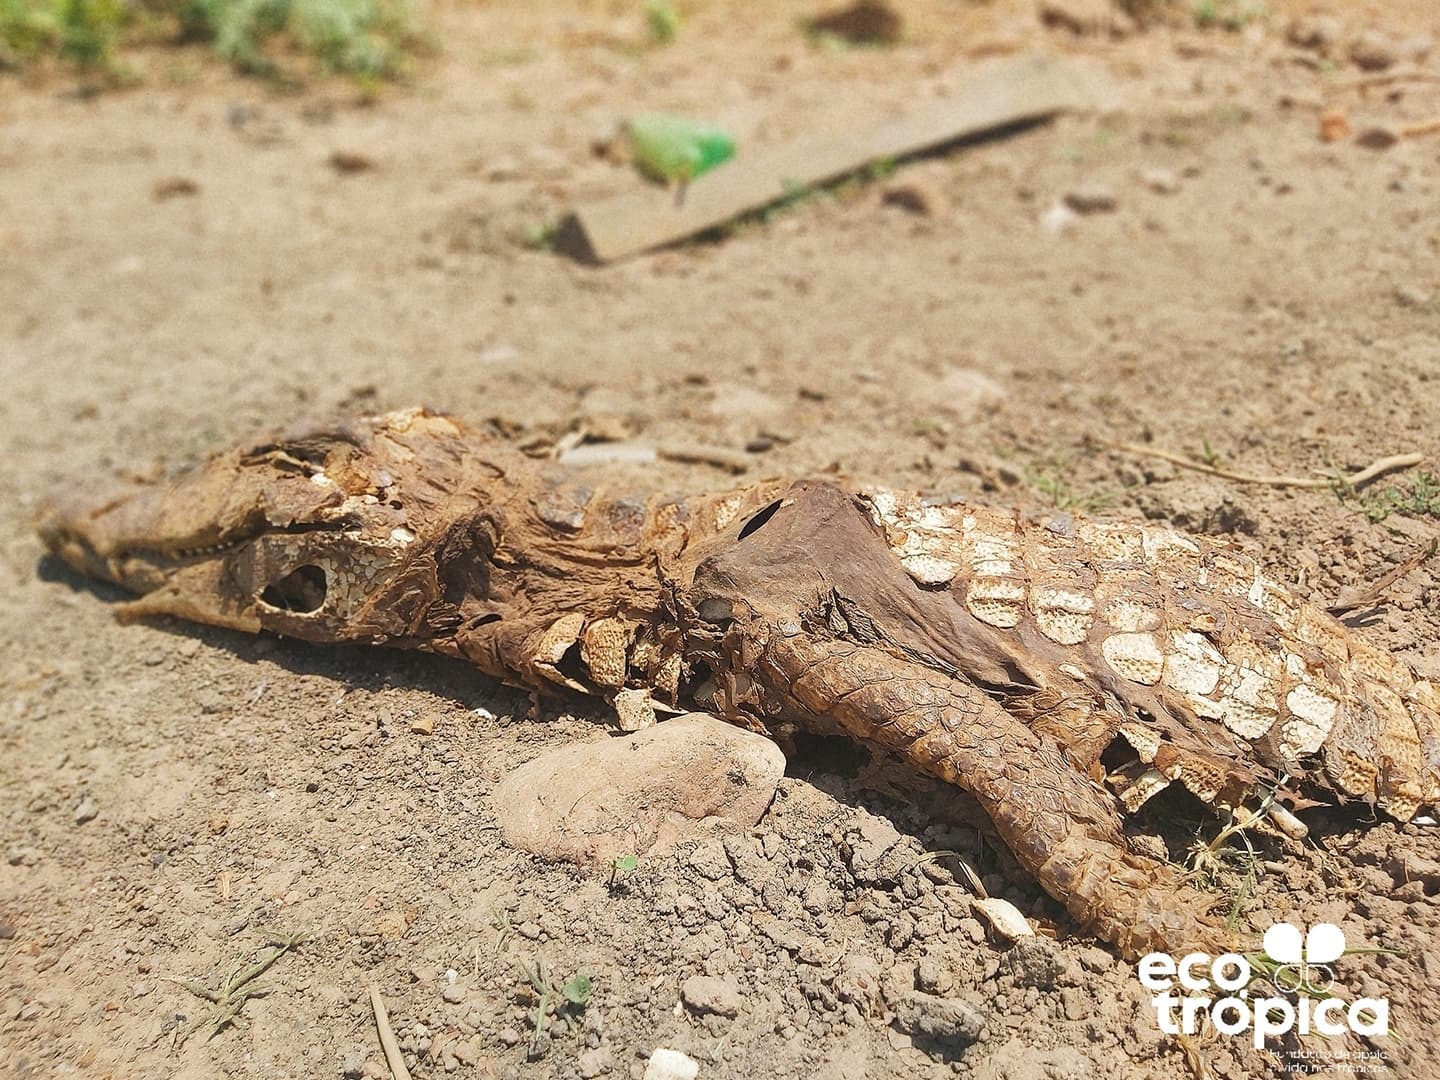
(1262, 922, 1346, 993)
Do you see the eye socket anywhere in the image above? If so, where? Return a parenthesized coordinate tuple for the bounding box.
(260, 564, 328, 613)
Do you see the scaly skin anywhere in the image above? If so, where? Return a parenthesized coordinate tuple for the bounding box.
(37, 409, 1440, 959)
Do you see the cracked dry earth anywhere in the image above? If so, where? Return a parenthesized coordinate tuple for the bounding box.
(3, 1, 1440, 1079)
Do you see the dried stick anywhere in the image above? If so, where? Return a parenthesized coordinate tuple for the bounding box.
(1093, 439, 1423, 491)
(1399, 115, 1440, 139)
(368, 985, 412, 1080)
(1338, 71, 1440, 91)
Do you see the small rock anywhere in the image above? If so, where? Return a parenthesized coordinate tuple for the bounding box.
(1287, 14, 1343, 51)
(808, 0, 902, 45)
(493, 714, 785, 868)
(7, 847, 39, 866)
(74, 798, 98, 824)
(1393, 285, 1432, 308)
(1063, 183, 1118, 215)
(152, 177, 199, 200)
(577, 1045, 613, 1077)
(971, 897, 1034, 941)
(890, 991, 986, 1044)
(338, 729, 369, 750)
(681, 974, 743, 1018)
(644, 1048, 700, 1080)
(1002, 936, 1066, 990)
(441, 983, 465, 1004)
(842, 812, 906, 884)
(410, 715, 437, 735)
(1139, 167, 1179, 195)
(1319, 108, 1351, 143)
(453, 1037, 484, 1066)
(329, 150, 376, 173)
(1038, 0, 1125, 37)
(341, 1045, 367, 1078)
(1355, 125, 1400, 150)
(1349, 30, 1398, 71)
(1396, 36, 1434, 64)
(1040, 200, 1079, 236)
(498, 1027, 522, 1047)
(881, 179, 949, 218)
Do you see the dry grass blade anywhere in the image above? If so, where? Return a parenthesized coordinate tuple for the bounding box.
(368, 985, 412, 1080)
(169, 928, 311, 1046)
(1093, 438, 1423, 491)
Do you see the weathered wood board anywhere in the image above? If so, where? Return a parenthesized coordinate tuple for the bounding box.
(553, 53, 1117, 264)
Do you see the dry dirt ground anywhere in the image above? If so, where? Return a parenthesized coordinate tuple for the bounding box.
(3, 1, 1440, 1078)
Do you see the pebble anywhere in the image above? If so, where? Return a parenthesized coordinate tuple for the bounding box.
(74, 798, 98, 824)
(644, 1048, 700, 1080)
(890, 991, 986, 1044)
(498, 1027, 522, 1047)
(681, 975, 743, 1018)
(341, 1045, 367, 1078)
(441, 983, 465, 1004)
(1002, 937, 1066, 990)
(1287, 14, 1343, 51)
(1040, 200, 1080, 236)
(1063, 183, 1118, 215)
(577, 1045, 614, 1077)
(1038, 0, 1125, 36)
(881, 180, 949, 218)
(1139, 167, 1179, 195)
(1354, 125, 1400, 151)
(1394, 285, 1432, 308)
(1349, 30, 1399, 71)
(453, 1037, 484, 1066)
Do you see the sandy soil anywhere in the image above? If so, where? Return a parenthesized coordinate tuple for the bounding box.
(3, 2, 1439, 1078)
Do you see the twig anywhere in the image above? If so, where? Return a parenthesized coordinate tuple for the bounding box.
(1398, 115, 1440, 139)
(368, 985, 412, 1080)
(1093, 439, 1423, 490)
(1329, 540, 1438, 615)
(658, 442, 754, 474)
(1338, 71, 1440, 91)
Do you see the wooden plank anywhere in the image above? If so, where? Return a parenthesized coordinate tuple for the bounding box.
(554, 54, 1114, 264)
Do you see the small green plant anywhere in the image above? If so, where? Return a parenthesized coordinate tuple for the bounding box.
(644, 0, 678, 45)
(1197, 438, 1220, 468)
(168, 928, 312, 1045)
(1346, 471, 1440, 524)
(1, 0, 424, 81)
(608, 852, 639, 888)
(1192, 0, 1266, 31)
(516, 954, 592, 1053)
(1028, 466, 1124, 514)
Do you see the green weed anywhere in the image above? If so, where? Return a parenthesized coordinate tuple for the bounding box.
(516, 953, 592, 1054)
(168, 928, 312, 1045)
(1347, 470, 1440, 525)
(1192, 0, 1266, 30)
(644, 0, 678, 45)
(1, 0, 423, 81)
(1028, 466, 1124, 514)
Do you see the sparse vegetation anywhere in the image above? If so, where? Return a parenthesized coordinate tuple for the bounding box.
(168, 928, 312, 1045)
(0, 0, 424, 82)
(1191, 0, 1267, 31)
(1346, 470, 1440, 525)
(1028, 464, 1125, 514)
(644, 0, 679, 45)
(516, 953, 592, 1054)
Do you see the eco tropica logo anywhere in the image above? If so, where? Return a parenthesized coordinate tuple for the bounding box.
(1137, 922, 1390, 1049)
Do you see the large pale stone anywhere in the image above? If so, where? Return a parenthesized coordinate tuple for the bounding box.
(494, 713, 785, 867)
